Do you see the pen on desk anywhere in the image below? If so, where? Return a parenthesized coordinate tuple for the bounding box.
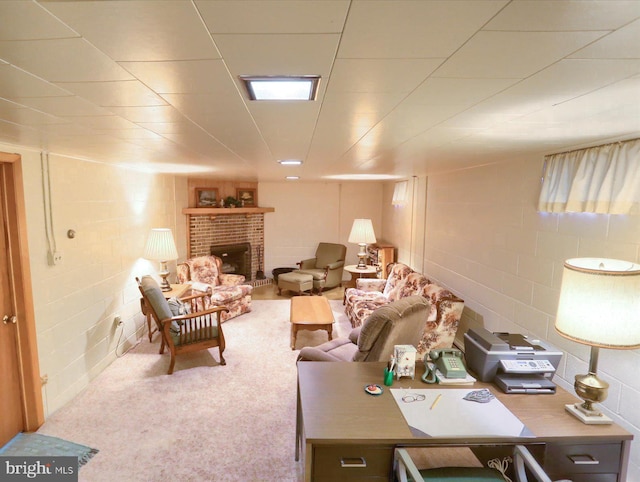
(430, 394, 442, 410)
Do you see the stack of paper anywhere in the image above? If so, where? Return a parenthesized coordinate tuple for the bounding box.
(435, 368, 476, 385)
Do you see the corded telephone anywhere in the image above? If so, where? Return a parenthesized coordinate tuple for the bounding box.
(423, 349, 467, 382)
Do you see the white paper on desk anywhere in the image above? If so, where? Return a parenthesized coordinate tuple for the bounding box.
(390, 389, 533, 438)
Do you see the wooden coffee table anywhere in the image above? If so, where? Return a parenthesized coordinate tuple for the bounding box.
(290, 296, 334, 350)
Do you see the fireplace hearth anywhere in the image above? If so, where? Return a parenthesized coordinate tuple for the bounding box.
(211, 242, 251, 279)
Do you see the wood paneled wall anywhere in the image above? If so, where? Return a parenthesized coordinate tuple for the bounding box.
(187, 178, 258, 207)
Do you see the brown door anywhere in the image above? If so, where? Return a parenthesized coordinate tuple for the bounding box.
(0, 164, 25, 446)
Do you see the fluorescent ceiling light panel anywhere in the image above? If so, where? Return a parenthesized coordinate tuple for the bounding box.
(241, 76, 320, 101)
(278, 159, 303, 165)
(286, 176, 300, 180)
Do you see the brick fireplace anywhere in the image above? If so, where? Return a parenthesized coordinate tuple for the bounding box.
(187, 213, 265, 281)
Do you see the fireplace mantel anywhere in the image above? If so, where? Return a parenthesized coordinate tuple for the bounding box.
(182, 207, 274, 217)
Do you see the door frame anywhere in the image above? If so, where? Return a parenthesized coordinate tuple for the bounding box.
(1, 151, 44, 431)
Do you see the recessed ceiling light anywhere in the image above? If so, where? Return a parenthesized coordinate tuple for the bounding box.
(278, 159, 303, 166)
(240, 76, 320, 101)
(286, 176, 300, 180)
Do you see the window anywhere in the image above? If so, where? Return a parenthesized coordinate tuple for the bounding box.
(538, 138, 640, 214)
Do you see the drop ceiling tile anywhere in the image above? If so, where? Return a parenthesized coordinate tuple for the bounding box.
(502, 59, 640, 99)
(405, 78, 519, 107)
(162, 92, 249, 119)
(434, 31, 607, 79)
(0, 39, 134, 82)
(570, 18, 640, 59)
(438, 104, 526, 130)
(457, 93, 560, 121)
(515, 77, 640, 125)
(249, 103, 320, 159)
(55, 80, 167, 107)
(135, 122, 192, 135)
(119, 59, 233, 95)
(363, 104, 464, 147)
(329, 59, 442, 93)
(196, 0, 349, 34)
(338, 0, 507, 58)
(213, 34, 339, 76)
(0, 119, 39, 143)
(106, 105, 185, 123)
(63, 116, 139, 130)
(39, 122, 97, 137)
(161, 128, 242, 161)
(322, 90, 407, 115)
(0, 99, 66, 126)
(41, 0, 221, 61)
(14, 96, 112, 117)
(164, 93, 270, 162)
(484, 0, 640, 31)
(0, 65, 69, 98)
(0, 1, 77, 40)
(106, 129, 162, 140)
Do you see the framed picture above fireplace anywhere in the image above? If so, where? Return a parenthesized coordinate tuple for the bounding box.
(236, 188, 257, 207)
(195, 188, 219, 207)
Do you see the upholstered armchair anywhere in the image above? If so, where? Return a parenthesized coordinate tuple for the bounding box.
(344, 262, 464, 359)
(296, 242, 347, 294)
(297, 296, 430, 362)
(176, 255, 252, 322)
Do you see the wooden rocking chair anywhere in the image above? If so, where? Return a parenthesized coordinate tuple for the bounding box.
(137, 276, 229, 374)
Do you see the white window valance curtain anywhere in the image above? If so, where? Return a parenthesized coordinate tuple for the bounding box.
(538, 138, 640, 214)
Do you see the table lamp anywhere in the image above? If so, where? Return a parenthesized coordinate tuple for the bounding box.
(348, 219, 376, 269)
(143, 228, 179, 291)
(554, 258, 640, 424)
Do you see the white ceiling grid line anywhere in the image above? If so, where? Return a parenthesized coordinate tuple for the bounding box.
(0, 0, 635, 180)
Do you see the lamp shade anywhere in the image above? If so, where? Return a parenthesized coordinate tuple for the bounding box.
(143, 228, 178, 261)
(555, 258, 640, 349)
(348, 219, 377, 244)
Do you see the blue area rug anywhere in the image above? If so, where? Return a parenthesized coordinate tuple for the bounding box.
(0, 433, 98, 467)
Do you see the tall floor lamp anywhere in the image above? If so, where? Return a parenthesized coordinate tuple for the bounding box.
(554, 258, 640, 424)
(348, 219, 376, 269)
(144, 228, 178, 292)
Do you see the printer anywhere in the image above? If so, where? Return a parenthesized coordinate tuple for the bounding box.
(464, 327, 563, 394)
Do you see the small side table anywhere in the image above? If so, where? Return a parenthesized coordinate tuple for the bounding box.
(140, 283, 190, 342)
(343, 264, 379, 290)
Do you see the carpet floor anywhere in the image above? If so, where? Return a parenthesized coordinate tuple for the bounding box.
(35, 299, 353, 482)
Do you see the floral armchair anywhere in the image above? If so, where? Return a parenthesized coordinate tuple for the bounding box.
(344, 262, 464, 359)
(177, 255, 252, 322)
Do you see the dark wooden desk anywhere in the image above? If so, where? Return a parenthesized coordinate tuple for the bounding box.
(296, 361, 632, 482)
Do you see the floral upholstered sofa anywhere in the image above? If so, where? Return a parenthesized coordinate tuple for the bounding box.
(177, 255, 252, 322)
(344, 262, 464, 358)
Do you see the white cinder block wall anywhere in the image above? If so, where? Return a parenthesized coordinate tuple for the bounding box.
(383, 157, 640, 480)
(259, 181, 382, 276)
(11, 144, 186, 416)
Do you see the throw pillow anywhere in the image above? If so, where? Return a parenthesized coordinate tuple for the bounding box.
(167, 297, 190, 333)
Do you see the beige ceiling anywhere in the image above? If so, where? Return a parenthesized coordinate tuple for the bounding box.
(0, 0, 638, 181)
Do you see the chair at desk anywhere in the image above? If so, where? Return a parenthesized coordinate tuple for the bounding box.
(395, 445, 554, 482)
